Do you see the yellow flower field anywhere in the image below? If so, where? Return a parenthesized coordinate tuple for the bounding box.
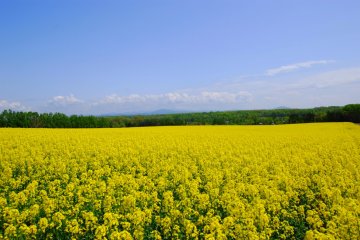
(0, 123, 359, 239)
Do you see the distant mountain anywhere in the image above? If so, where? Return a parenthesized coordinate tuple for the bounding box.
(145, 109, 190, 115)
(99, 109, 191, 117)
(274, 106, 291, 110)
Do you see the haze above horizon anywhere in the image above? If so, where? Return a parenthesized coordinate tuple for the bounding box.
(1, 0, 360, 115)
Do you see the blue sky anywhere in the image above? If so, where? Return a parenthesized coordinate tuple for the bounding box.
(1, 0, 360, 114)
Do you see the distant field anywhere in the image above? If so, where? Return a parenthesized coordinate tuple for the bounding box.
(0, 123, 359, 239)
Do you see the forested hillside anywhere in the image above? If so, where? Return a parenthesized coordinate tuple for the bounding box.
(0, 104, 359, 128)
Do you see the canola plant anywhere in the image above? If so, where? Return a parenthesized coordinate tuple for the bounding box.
(0, 123, 359, 239)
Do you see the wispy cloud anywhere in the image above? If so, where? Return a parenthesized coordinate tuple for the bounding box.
(206, 66, 360, 109)
(266, 60, 334, 76)
(0, 99, 30, 111)
(281, 67, 360, 90)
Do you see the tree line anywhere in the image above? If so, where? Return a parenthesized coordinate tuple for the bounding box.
(0, 104, 359, 128)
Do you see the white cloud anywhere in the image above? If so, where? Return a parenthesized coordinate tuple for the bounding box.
(6, 64, 358, 115)
(49, 94, 83, 106)
(99, 94, 149, 104)
(0, 99, 30, 111)
(37, 91, 253, 114)
(97, 91, 252, 106)
(197, 91, 252, 103)
(266, 60, 334, 76)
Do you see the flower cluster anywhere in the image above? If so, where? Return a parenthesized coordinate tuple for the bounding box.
(0, 123, 359, 239)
